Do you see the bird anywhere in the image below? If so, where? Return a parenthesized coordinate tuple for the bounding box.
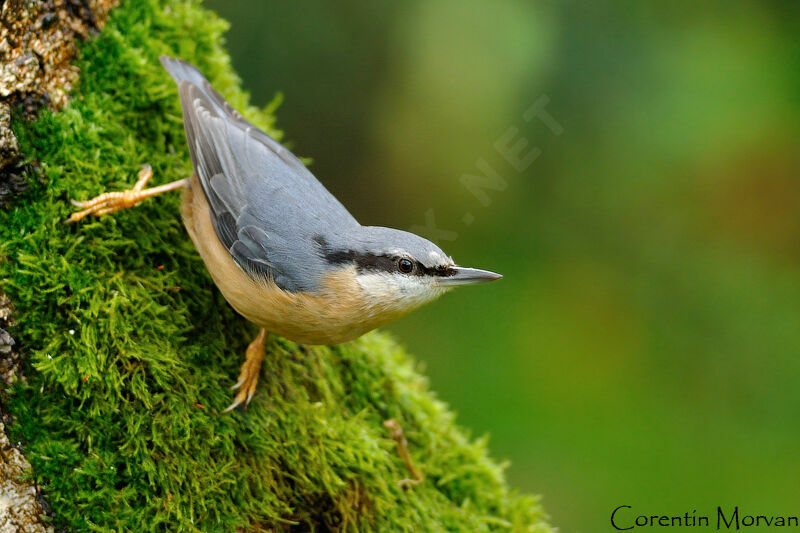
(68, 56, 502, 412)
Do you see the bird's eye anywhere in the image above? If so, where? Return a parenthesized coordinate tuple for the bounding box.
(397, 258, 414, 274)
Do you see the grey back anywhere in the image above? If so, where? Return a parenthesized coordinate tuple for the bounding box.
(160, 56, 360, 292)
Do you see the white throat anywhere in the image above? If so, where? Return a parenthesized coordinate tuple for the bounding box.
(355, 271, 448, 315)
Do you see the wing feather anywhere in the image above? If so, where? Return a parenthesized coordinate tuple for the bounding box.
(161, 56, 359, 292)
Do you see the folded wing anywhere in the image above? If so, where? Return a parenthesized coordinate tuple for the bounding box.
(160, 56, 359, 292)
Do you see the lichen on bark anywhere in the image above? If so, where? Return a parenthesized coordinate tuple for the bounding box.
(0, 1, 555, 531)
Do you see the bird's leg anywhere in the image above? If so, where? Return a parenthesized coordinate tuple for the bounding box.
(223, 328, 269, 413)
(66, 165, 190, 223)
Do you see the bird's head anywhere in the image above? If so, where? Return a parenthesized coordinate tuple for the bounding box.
(320, 226, 501, 318)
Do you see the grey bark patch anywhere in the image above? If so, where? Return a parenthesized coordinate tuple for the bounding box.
(0, 328, 14, 354)
(0, 104, 21, 168)
(0, 293, 19, 387)
(0, 422, 54, 533)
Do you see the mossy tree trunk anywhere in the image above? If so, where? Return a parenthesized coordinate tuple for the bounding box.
(0, 1, 555, 531)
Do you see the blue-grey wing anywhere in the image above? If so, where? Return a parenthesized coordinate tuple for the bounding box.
(161, 56, 359, 292)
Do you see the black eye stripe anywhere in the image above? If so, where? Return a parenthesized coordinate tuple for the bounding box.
(419, 263, 457, 277)
(325, 251, 395, 272)
(322, 247, 453, 277)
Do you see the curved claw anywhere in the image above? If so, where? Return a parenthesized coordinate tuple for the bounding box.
(222, 395, 245, 413)
(221, 328, 268, 414)
(222, 377, 259, 412)
(230, 376, 246, 390)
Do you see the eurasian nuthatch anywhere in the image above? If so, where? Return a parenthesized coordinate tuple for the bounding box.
(69, 56, 502, 411)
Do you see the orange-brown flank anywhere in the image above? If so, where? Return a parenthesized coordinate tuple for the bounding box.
(181, 177, 410, 345)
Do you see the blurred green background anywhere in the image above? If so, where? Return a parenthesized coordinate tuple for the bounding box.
(203, 1, 799, 531)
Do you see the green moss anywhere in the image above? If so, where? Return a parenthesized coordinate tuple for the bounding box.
(0, 1, 554, 531)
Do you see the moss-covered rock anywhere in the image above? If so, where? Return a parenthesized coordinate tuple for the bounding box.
(0, 1, 555, 530)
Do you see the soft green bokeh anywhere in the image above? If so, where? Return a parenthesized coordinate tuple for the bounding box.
(206, 1, 799, 531)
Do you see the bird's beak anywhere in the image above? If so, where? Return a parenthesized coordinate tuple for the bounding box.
(437, 266, 503, 287)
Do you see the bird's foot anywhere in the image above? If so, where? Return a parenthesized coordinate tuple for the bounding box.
(66, 165, 189, 223)
(223, 328, 268, 413)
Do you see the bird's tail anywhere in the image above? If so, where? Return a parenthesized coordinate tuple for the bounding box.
(160, 55, 210, 90)
(160, 55, 252, 134)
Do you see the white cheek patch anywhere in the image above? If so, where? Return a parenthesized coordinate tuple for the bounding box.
(356, 272, 447, 313)
(356, 272, 399, 297)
